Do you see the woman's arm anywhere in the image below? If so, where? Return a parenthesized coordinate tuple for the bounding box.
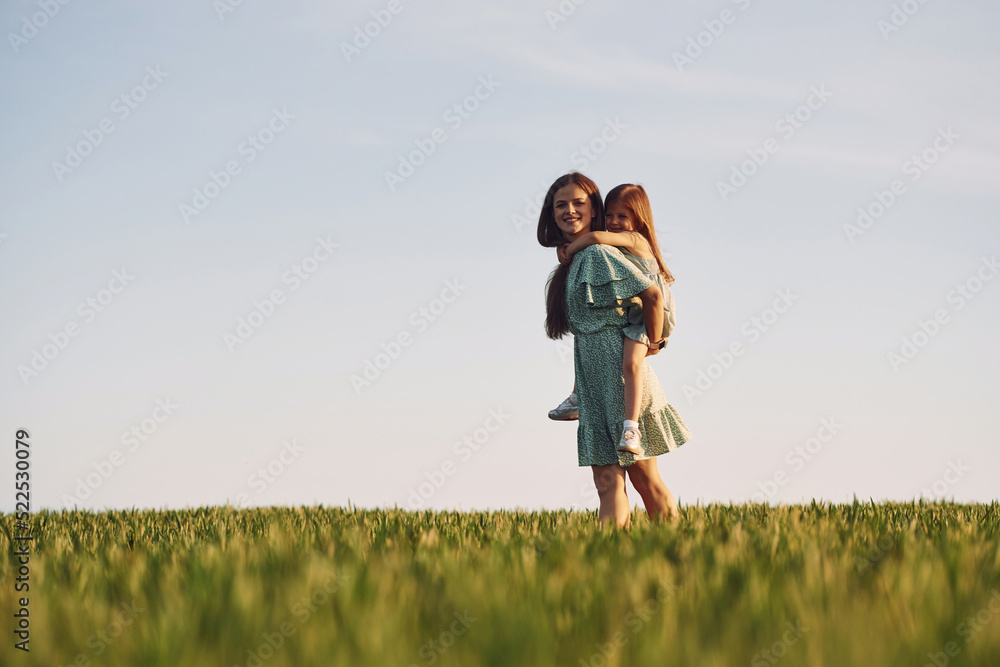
(636, 284, 665, 356)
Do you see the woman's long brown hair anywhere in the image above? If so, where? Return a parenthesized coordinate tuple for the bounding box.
(537, 172, 605, 339)
(605, 183, 674, 285)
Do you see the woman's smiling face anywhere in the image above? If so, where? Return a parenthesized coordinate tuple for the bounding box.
(552, 184, 594, 240)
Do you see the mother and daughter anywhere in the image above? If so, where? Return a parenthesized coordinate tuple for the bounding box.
(537, 172, 691, 528)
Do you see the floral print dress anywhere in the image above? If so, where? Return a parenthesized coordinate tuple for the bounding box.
(566, 244, 692, 467)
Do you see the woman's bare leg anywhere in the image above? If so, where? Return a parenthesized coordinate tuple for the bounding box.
(622, 338, 646, 423)
(592, 464, 630, 528)
(626, 458, 679, 521)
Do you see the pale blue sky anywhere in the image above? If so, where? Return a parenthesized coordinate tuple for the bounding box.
(1, 0, 998, 512)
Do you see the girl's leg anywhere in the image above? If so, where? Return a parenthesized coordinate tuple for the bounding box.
(626, 458, 679, 521)
(622, 338, 646, 423)
(591, 464, 630, 528)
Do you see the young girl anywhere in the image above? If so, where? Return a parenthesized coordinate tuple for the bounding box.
(548, 184, 676, 456)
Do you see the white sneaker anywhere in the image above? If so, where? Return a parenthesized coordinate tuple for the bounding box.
(548, 393, 579, 421)
(617, 428, 642, 454)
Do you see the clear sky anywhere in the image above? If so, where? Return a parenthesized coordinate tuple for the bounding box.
(1, 0, 998, 513)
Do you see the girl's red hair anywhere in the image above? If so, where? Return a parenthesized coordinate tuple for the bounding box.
(605, 184, 674, 285)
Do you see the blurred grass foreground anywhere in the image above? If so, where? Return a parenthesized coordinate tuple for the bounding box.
(2, 502, 999, 666)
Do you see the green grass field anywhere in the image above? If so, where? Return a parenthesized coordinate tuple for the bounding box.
(2, 502, 999, 666)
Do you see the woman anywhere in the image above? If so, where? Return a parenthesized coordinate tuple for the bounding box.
(538, 172, 691, 527)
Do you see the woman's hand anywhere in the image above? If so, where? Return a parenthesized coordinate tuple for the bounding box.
(557, 244, 572, 264)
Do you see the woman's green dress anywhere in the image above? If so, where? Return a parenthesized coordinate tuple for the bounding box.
(566, 244, 692, 467)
